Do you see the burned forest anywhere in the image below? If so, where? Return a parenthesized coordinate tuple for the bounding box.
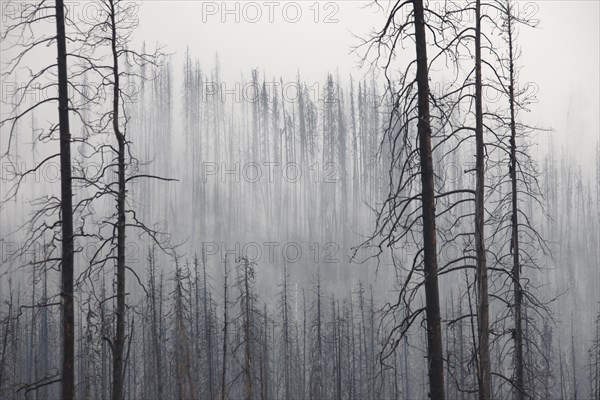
(0, 1, 599, 399)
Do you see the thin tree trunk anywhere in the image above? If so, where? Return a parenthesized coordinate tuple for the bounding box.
(302, 289, 307, 400)
(243, 260, 253, 400)
(55, 0, 75, 398)
(203, 256, 215, 399)
(572, 323, 578, 400)
(109, 1, 126, 398)
(221, 259, 229, 400)
(506, 3, 524, 398)
(474, 1, 491, 398)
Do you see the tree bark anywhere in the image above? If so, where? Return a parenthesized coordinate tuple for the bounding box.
(55, 0, 75, 398)
(221, 259, 229, 400)
(109, 1, 126, 398)
(475, 1, 491, 398)
(413, 0, 445, 398)
(506, 3, 524, 398)
(203, 256, 215, 400)
(243, 259, 254, 400)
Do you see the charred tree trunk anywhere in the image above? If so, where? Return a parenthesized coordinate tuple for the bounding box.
(474, 1, 491, 398)
(109, 1, 127, 398)
(203, 255, 215, 400)
(413, 0, 445, 398)
(55, 0, 75, 398)
(221, 259, 229, 400)
(506, 3, 524, 398)
(243, 259, 254, 400)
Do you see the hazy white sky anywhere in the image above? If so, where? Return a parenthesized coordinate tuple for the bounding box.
(3, 1, 595, 164)
(1, 1, 595, 162)
(1, 0, 600, 162)
(132, 0, 599, 163)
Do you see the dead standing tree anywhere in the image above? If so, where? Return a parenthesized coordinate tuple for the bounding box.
(232, 256, 260, 400)
(355, 1, 472, 397)
(438, 1, 550, 398)
(0, 1, 81, 397)
(485, 2, 550, 397)
(68, 1, 172, 398)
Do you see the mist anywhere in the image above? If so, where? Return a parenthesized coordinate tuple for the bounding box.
(0, 1, 599, 400)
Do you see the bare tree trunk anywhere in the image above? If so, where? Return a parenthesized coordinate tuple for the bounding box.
(41, 264, 50, 400)
(315, 274, 323, 399)
(506, 3, 524, 398)
(282, 264, 291, 400)
(55, 0, 75, 398)
(243, 259, 254, 400)
(109, 1, 126, 398)
(302, 289, 307, 400)
(336, 301, 342, 400)
(474, 1, 491, 398)
(203, 255, 215, 400)
(262, 304, 269, 400)
(221, 259, 229, 400)
(0, 293, 13, 395)
(147, 248, 164, 399)
(572, 323, 578, 400)
(403, 336, 410, 400)
(413, 0, 445, 398)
